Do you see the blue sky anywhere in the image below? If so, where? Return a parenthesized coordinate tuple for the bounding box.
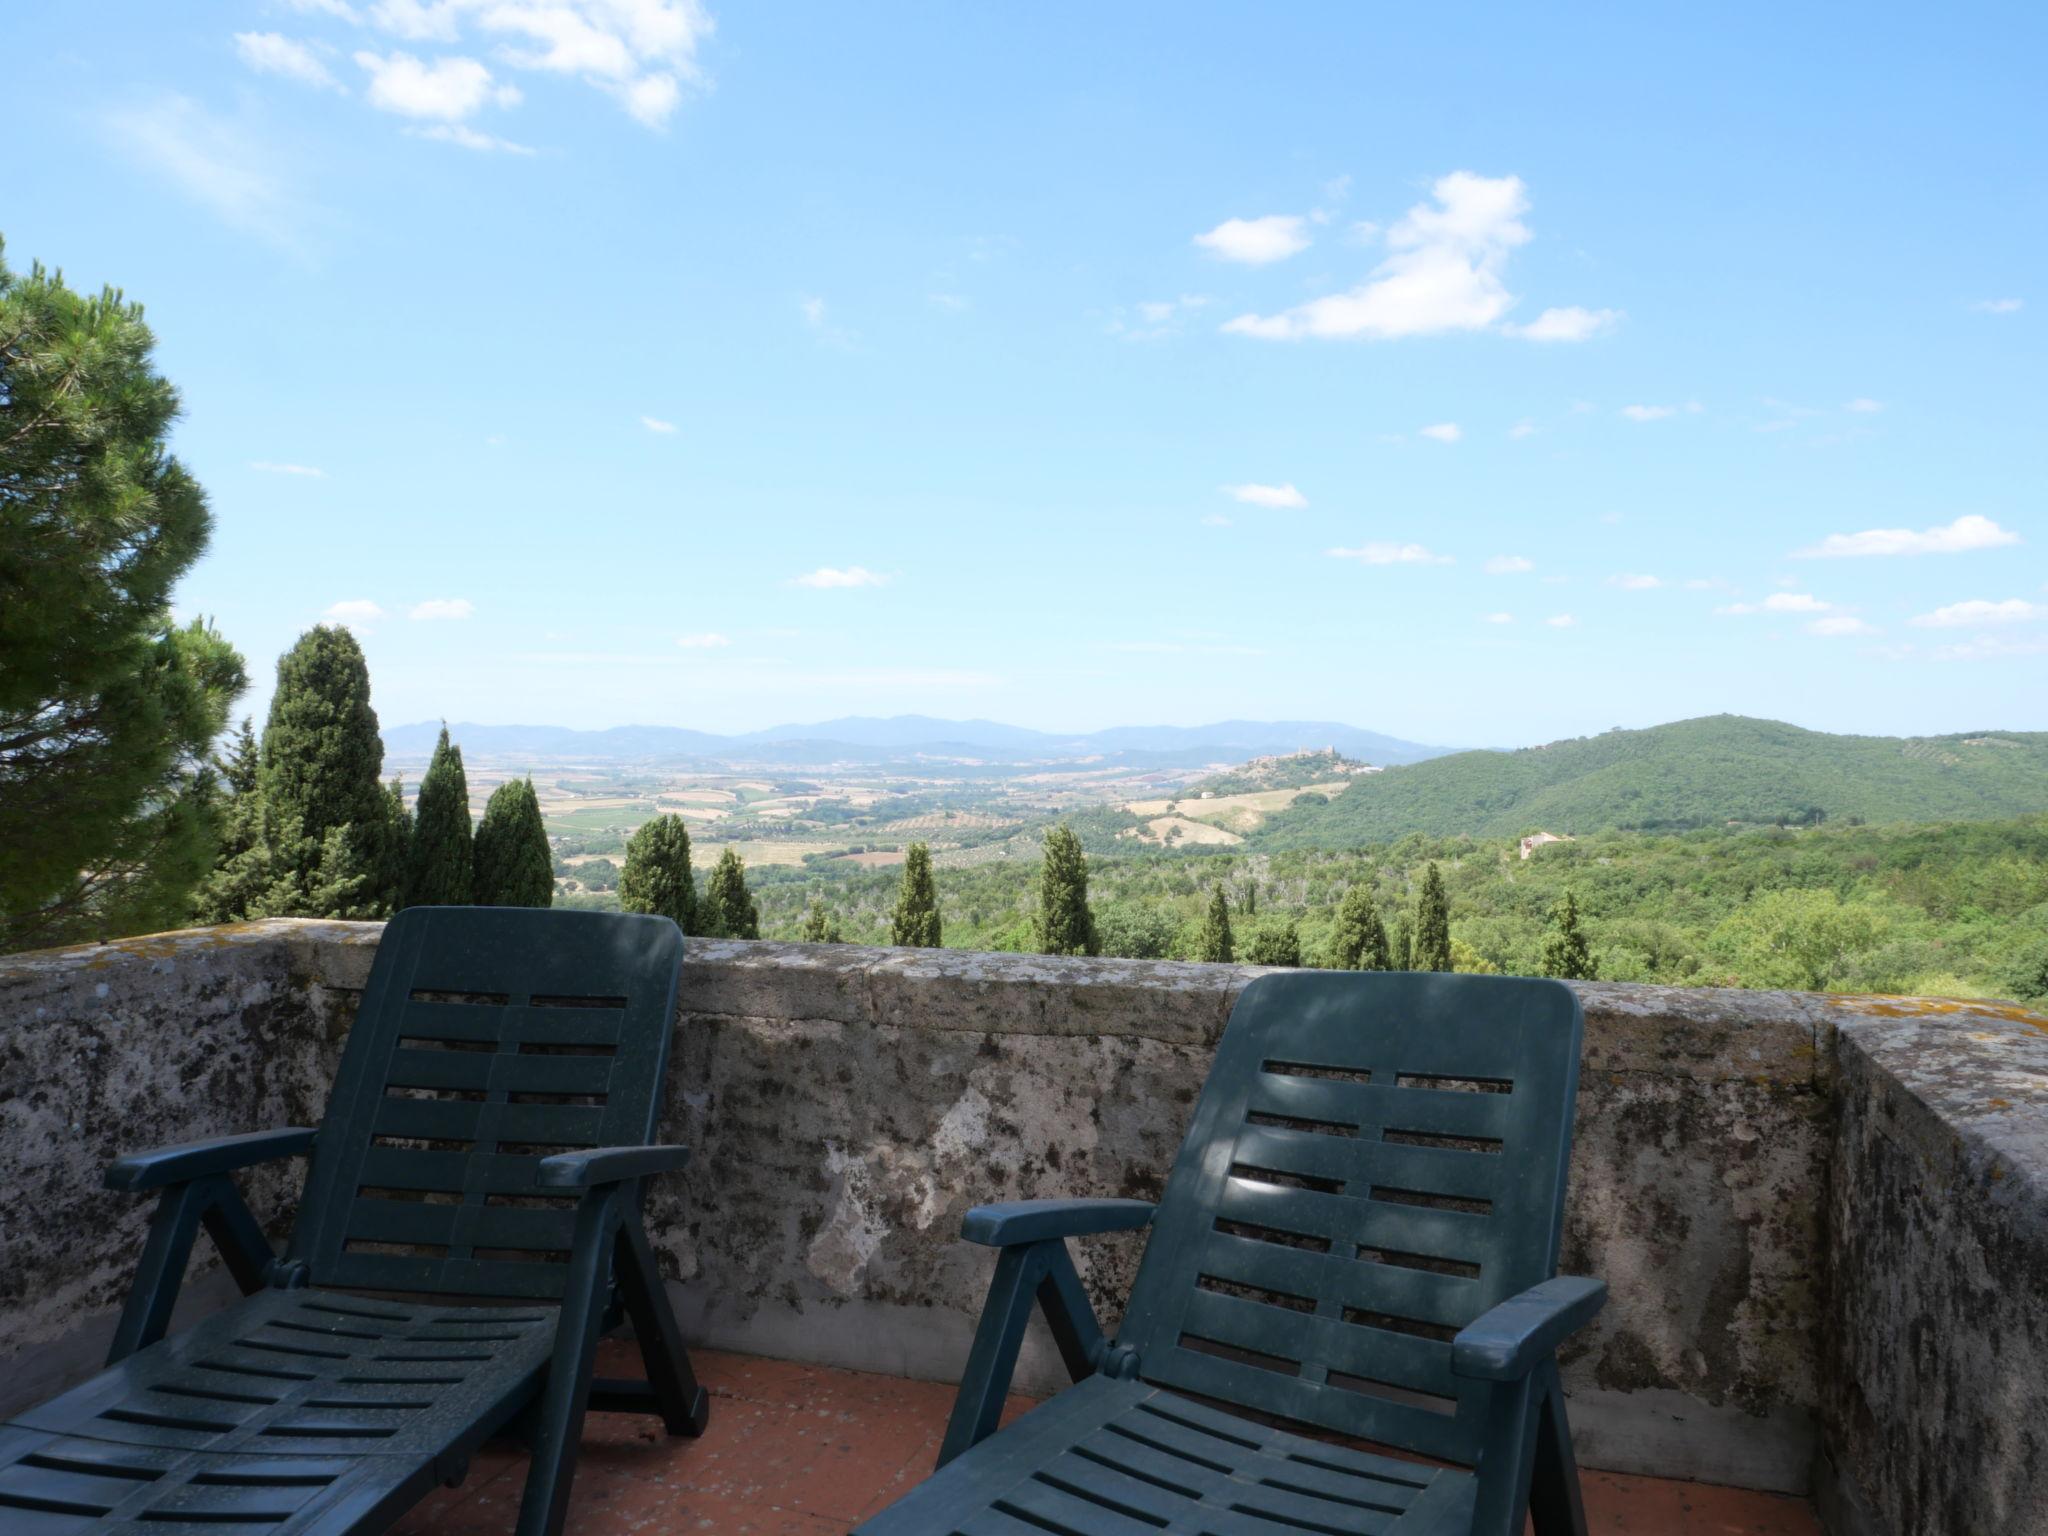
(5, 2, 2043, 747)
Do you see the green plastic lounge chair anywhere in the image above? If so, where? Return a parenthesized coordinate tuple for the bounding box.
(859, 970, 1604, 1536)
(0, 906, 707, 1536)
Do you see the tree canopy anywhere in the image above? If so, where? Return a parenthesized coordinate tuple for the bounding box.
(473, 778, 553, 907)
(703, 847, 760, 939)
(406, 725, 473, 907)
(890, 841, 942, 946)
(1037, 824, 1097, 956)
(618, 814, 696, 932)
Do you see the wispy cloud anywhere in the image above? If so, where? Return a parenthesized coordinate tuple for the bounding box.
(793, 565, 890, 589)
(1508, 419, 1537, 439)
(799, 295, 855, 347)
(1485, 554, 1534, 574)
(928, 292, 969, 312)
(1909, 598, 2045, 628)
(1194, 214, 1311, 265)
(1793, 514, 2020, 559)
(1222, 173, 1613, 344)
(103, 96, 314, 253)
(1621, 402, 1702, 422)
(1482, 612, 1514, 624)
(1930, 634, 2048, 662)
(1718, 592, 1834, 615)
(1200, 514, 1231, 528)
(1545, 613, 1577, 628)
(640, 415, 677, 434)
(234, 31, 343, 90)
(251, 460, 327, 477)
(1418, 422, 1462, 444)
(1327, 542, 1453, 566)
(1106, 294, 1210, 341)
(410, 597, 474, 620)
(1972, 298, 2024, 314)
(1607, 573, 1662, 590)
(675, 632, 732, 648)
(1504, 306, 1622, 342)
(1222, 482, 1308, 510)
(414, 123, 534, 153)
(1807, 616, 1877, 637)
(1843, 398, 1884, 414)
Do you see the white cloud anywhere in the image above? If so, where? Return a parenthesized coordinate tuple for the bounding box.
(104, 96, 311, 253)
(1105, 293, 1209, 341)
(1684, 577, 1732, 591)
(1200, 514, 1232, 527)
(324, 599, 384, 623)
(234, 32, 343, 90)
(414, 123, 533, 153)
(251, 460, 326, 477)
(1483, 612, 1514, 624)
(929, 292, 969, 312)
(1909, 598, 2046, 629)
(1931, 634, 2048, 662)
(1972, 298, 2024, 314)
(1807, 616, 1877, 637)
(1621, 404, 1675, 422)
(1608, 573, 1662, 590)
(1222, 482, 1308, 510)
(1508, 419, 1537, 439)
(1327, 542, 1453, 566)
(1505, 305, 1622, 342)
(1418, 422, 1462, 444)
(1718, 592, 1835, 615)
(1793, 514, 2021, 559)
(675, 631, 731, 648)
(1224, 172, 1572, 341)
(1545, 613, 1577, 628)
(793, 565, 889, 589)
(1485, 554, 1534, 574)
(1194, 214, 1311, 265)
(799, 294, 854, 347)
(640, 415, 677, 434)
(355, 50, 510, 119)
(1843, 398, 1884, 413)
(410, 597, 474, 620)
(366, 0, 458, 39)
(285, 0, 361, 17)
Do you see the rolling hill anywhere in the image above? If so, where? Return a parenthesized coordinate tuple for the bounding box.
(1254, 716, 2048, 848)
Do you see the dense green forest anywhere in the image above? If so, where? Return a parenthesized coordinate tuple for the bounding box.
(1257, 716, 2048, 848)
(727, 815, 2048, 1003)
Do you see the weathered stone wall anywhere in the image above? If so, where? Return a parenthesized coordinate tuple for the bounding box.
(3, 921, 2044, 1529)
(1821, 999, 2048, 1536)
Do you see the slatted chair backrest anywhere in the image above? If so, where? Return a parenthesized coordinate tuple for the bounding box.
(288, 906, 685, 1300)
(1117, 970, 1584, 1466)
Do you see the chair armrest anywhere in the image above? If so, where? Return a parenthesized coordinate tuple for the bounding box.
(104, 1128, 317, 1193)
(537, 1145, 692, 1190)
(1451, 1275, 1607, 1382)
(961, 1199, 1156, 1247)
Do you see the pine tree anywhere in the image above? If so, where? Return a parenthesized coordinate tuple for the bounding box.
(1, 245, 249, 950)
(1330, 884, 1392, 970)
(618, 815, 696, 932)
(193, 719, 271, 924)
(890, 841, 943, 947)
(472, 778, 554, 907)
(1037, 824, 1097, 956)
(1539, 889, 1598, 980)
(703, 848, 760, 939)
(405, 726, 473, 907)
(257, 627, 395, 919)
(1196, 884, 1234, 963)
(1412, 861, 1453, 972)
(1245, 918, 1303, 968)
(802, 898, 843, 944)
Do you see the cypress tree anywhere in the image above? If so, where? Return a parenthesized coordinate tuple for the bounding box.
(890, 841, 943, 947)
(1331, 884, 1392, 971)
(194, 718, 271, 925)
(405, 725, 473, 907)
(1412, 861, 1453, 972)
(703, 847, 760, 939)
(382, 775, 411, 908)
(1196, 884, 1234, 963)
(1539, 889, 1598, 980)
(473, 778, 554, 907)
(803, 898, 843, 944)
(258, 626, 395, 919)
(618, 815, 696, 932)
(1, 245, 249, 950)
(1037, 824, 1097, 956)
(1392, 914, 1414, 971)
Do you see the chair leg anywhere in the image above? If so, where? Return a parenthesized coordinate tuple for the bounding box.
(936, 1241, 1047, 1468)
(1034, 1241, 1108, 1383)
(513, 1188, 621, 1536)
(108, 1179, 210, 1363)
(1529, 1360, 1589, 1536)
(615, 1206, 710, 1435)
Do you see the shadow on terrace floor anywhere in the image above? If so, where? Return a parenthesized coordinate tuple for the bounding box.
(392, 1344, 1822, 1536)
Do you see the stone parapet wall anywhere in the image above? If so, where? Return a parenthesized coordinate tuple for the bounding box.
(3, 921, 2043, 1532)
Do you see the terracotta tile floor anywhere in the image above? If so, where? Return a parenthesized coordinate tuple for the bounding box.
(391, 1344, 1821, 1535)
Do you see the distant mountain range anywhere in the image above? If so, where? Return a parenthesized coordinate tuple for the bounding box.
(1254, 715, 2048, 847)
(380, 715, 1452, 769)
